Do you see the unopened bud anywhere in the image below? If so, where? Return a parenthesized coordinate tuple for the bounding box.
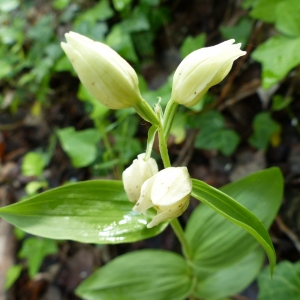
(122, 153, 158, 203)
(171, 39, 246, 107)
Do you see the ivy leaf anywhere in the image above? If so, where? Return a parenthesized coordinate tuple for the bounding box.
(251, 35, 300, 89)
(248, 112, 280, 150)
(258, 261, 300, 300)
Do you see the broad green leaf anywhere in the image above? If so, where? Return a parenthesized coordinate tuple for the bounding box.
(5, 264, 22, 289)
(180, 33, 206, 59)
(194, 247, 264, 300)
(250, 0, 285, 23)
(22, 152, 46, 177)
(251, 35, 300, 89)
(57, 127, 101, 168)
(186, 168, 282, 270)
(0, 180, 167, 243)
(248, 112, 280, 150)
(76, 250, 193, 300)
(189, 167, 283, 274)
(220, 18, 252, 49)
(18, 238, 57, 278)
(258, 261, 300, 300)
(275, 0, 300, 36)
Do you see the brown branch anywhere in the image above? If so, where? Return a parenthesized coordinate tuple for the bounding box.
(216, 21, 264, 108)
(276, 215, 300, 253)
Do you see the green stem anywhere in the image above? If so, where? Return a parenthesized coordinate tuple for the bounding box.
(157, 120, 192, 263)
(163, 99, 178, 141)
(158, 125, 171, 168)
(134, 98, 160, 126)
(170, 218, 192, 261)
(96, 120, 121, 178)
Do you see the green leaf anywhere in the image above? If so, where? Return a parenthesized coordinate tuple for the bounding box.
(186, 168, 282, 270)
(5, 264, 22, 289)
(0, 180, 167, 244)
(189, 167, 283, 274)
(251, 35, 300, 89)
(242, 0, 260, 9)
(57, 127, 101, 168)
(220, 18, 252, 49)
(194, 247, 264, 299)
(18, 237, 57, 278)
(21, 152, 46, 177)
(275, 0, 300, 36)
(52, 0, 70, 10)
(145, 125, 158, 160)
(250, 0, 285, 23)
(74, 0, 114, 23)
(25, 181, 48, 196)
(121, 7, 150, 33)
(272, 95, 293, 111)
(112, 0, 133, 11)
(170, 112, 187, 144)
(76, 250, 193, 300)
(258, 261, 300, 300)
(248, 112, 281, 150)
(195, 128, 240, 156)
(180, 33, 206, 59)
(77, 84, 109, 120)
(191, 110, 224, 130)
(105, 25, 138, 62)
(218, 129, 240, 156)
(194, 111, 240, 153)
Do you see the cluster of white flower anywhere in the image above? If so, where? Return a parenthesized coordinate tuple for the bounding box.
(61, 31, 245, 228)
(122, 154, 192, 228)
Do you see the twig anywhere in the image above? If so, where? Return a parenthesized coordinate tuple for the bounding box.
(276, 215, 300, 253)
(218, 78, 261, 111)
(173, 130, 198, 167)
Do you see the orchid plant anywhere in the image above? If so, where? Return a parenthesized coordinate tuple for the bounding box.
(0, 32, 283, 300)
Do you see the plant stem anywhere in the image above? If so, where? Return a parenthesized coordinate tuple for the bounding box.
(170, 218, 192, 260)
(158, 125, 171, 168)
(96, 120, 120, 179)
(157, 119, 192, 262)
(163, 99, 178, 141)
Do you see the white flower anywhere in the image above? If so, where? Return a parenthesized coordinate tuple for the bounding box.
(122, 153, 158, 203)
(133, 167, 192, 228)
(61, 32, 143, 110)
(171, 39, 246, 107)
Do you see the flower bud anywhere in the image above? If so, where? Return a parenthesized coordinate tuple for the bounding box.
(133, 167, 192, 228)
(61, 32, 143, 110)
(122, 153, 159, 203)
(171, 39, 246, 107)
